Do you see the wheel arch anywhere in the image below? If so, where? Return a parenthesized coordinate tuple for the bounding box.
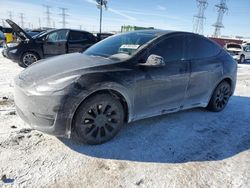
(70, 88, 132, 133)
(208, 77, 234, 104)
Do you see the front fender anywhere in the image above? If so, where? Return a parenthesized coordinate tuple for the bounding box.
(61, 79, 134, 137)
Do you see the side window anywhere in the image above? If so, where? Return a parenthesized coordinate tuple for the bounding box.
(148, 35, 185, 62)
(69, 31, 89, 41)
(87, 33, 97, 42)
(187, 36, 221, 59)
(47, 30, 68, 42)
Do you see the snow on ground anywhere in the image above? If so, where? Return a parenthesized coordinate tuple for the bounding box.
(0, 50, 250, 187)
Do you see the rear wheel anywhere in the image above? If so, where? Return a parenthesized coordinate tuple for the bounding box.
(239, 55, 245, 64)
(207, 81, 231, 112)
(20, 52, 39, 67)
(73, 93, 124, 145)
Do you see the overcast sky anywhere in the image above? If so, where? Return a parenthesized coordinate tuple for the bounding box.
(0, 0, 249, 37)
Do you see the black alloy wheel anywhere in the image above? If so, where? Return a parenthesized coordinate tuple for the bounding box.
(74, 93, 124, 144)
(207, 81, 231, 112)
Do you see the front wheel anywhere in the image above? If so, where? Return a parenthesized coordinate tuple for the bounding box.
(73, 93, 124, 145)
(207, 81, 231, 112)
(20, 52, 39, 67)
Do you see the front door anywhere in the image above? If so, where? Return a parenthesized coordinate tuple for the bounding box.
(43, 30, 68, 57)
(133, 35, 190, 119)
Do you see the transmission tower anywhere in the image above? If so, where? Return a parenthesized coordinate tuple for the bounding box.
(212, 0, 228, 37)
(59, 8, 69, 28)
(44, 5, 52, 28)
(38, 17, 41, 28)
(193, 0, 208, 35)
(19, 13, 24, 28)
(8, 11, 13, 20)
(1, 19, 6, 27)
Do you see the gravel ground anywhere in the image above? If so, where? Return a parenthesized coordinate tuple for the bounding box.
(0, 49, 250, 188)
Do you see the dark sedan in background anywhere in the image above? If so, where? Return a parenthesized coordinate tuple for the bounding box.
(14, 30, 237, 144)
(2, 19, 97, 67)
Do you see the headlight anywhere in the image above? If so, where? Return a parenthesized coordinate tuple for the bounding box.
(6, 42, 19, 48)
(34, 75, 80, 93)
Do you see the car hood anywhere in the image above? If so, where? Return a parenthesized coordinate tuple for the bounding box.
(17, 53, 118, 84)
(6, 19, 32, 41)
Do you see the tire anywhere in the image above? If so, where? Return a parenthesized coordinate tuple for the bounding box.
(207, 81, 231, 112)
(73, 93, 124, 145)
(20, 52, 39, 68)
(239, 55, 245, 64)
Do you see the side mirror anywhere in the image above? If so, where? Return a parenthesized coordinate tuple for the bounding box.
(140, 54, 165, 67)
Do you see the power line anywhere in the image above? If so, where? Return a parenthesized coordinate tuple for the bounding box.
(212, 0, 228, 37)
(59, 7, 69, 28)
(193, 0, 208, 35)
(43, 5, 52, 28)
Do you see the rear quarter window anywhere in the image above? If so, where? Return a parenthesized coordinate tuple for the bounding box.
(187, 35, 221, 59)
(69, 31, 89, 41)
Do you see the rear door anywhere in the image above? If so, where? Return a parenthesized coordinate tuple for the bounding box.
(184, 35, 222, 107)
(67, 31, 96, 53)
(43, 30, 68, 57)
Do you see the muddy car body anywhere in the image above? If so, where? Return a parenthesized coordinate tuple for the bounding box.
(14, 30, 237, 144)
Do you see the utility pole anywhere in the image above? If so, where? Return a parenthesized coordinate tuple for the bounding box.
(96, 0, 108, 34)
(44, 5, 52, 28)
(19, 13, 24, 28)
(193, 0, 208, 35)
(8, 11, 13, 20)
(212, 0, 228, 37)
(59, 7, 69, 28)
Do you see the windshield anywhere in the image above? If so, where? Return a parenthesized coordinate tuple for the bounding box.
(227, 44, 242, 49)
(32, 30, 53, 39)
(84, 31, 158, 60)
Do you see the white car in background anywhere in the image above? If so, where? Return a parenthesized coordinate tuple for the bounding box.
(224, 43, 243, 62)
(242, 40, 250, 48)
(239, 45, 250, 63)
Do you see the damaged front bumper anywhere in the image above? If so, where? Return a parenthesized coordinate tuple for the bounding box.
(14, 84, 71, 138)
